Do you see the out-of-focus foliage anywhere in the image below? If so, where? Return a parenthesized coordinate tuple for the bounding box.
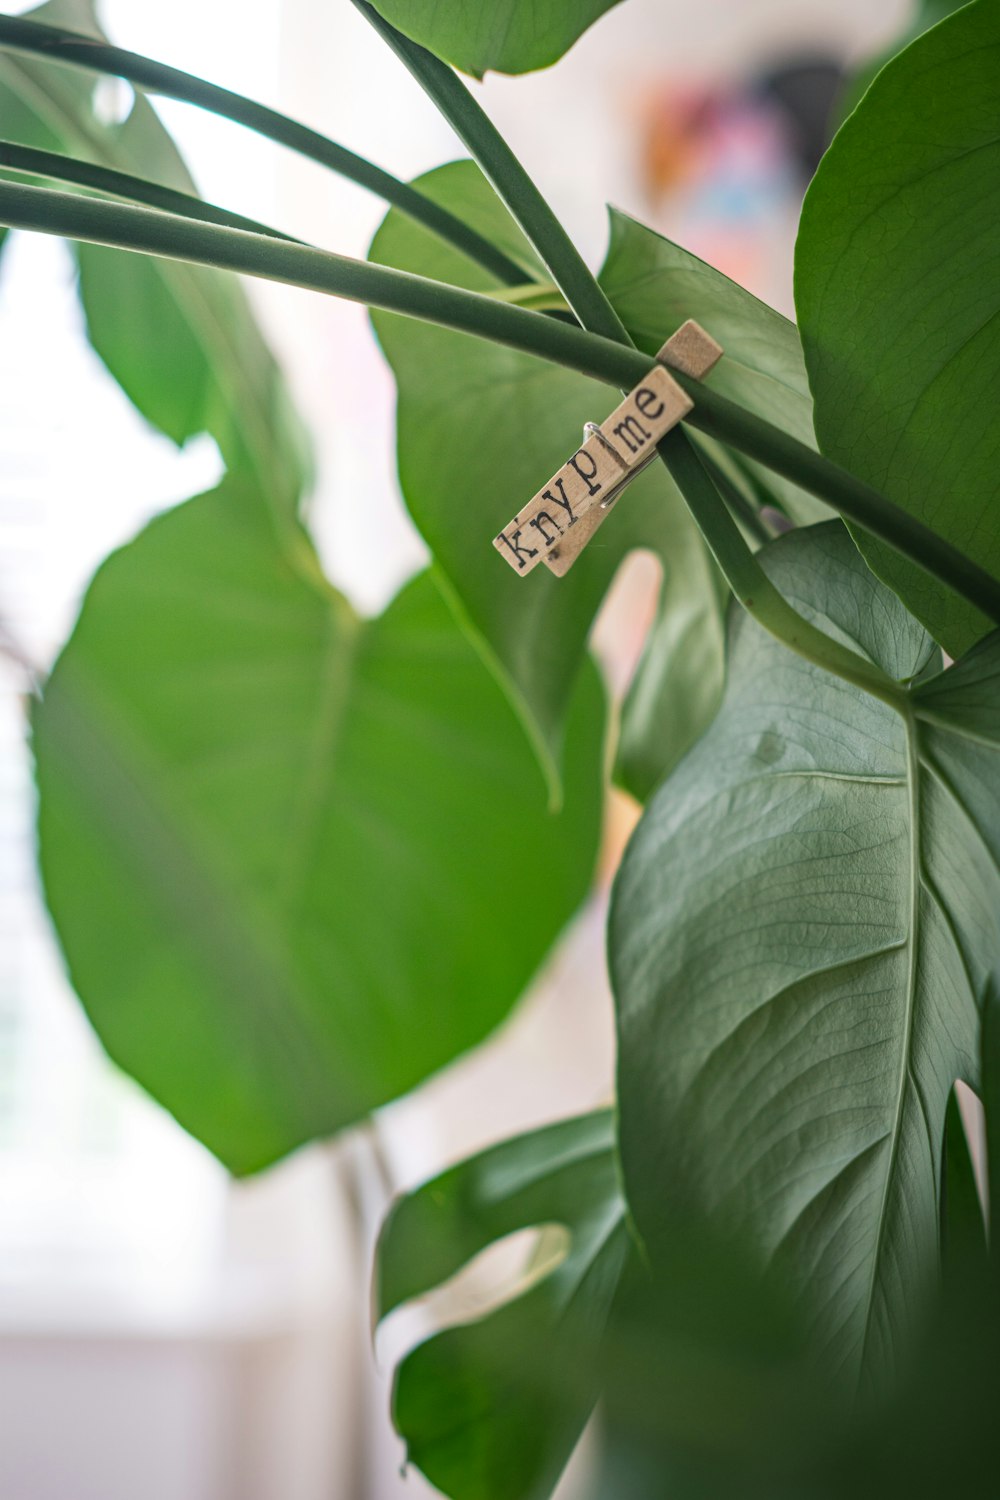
(34, 483, 605, 1173)
(377, 1111, 629, 1500)
(0, 0, 310, 510)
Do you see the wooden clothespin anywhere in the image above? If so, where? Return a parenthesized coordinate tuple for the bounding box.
(492, 320, 722, 577)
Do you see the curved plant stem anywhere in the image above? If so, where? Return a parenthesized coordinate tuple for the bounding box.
(346, 5, 972, 691)
(0, 12, 528, 286)
(490, 282, 567, 311)
(351, 0, 631, 344)
(660, 431, 903, 704)
(0, 139, 297, 240)
(2, 177, 998, 631)
(695, 446, 773, 546)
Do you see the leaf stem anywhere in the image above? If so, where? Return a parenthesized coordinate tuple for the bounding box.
(695, 446, 774, 546)
(0, 139, 297, 240)
(0, 12, 527, 286)
(2, 177, 998, 632)
(350, 0, 631, 344)
(351, 5, 873, 679)
(660, 431, 903, 704)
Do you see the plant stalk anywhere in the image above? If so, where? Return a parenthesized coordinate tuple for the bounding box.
(695, 446, 774, 546)
(0, 12, 528, 285)
(1, 178, 998, 631)
(0, 139, 297, 240)
(351, 0, 631, 344)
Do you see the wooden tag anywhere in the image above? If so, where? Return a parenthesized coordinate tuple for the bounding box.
(543, 320, 723, 577)
(493, 365, 690, 575)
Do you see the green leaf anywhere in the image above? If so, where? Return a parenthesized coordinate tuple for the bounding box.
(838, 0, 974, 120)
(600, 209, 827, 529)
(373, 161, 811, 799)
(795, 0, 1000, 657)
(33, 484, 605, 1174)
(615, 550, 730, 804)
(610, 521, 1000, 1387)
(0, 0, 310, 510)
(377, 1110, 631, 1500)
(365, 0, 625, 77)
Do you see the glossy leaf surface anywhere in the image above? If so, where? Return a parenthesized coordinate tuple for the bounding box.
(796, 0, 1000, 656)
(377, 1110, 630, 1500)
(34, 485, 604, 1173)
(611, 523, 1000, 1386)
(365, 0, 625, 77)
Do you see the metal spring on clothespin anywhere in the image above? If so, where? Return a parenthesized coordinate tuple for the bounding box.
(582, 422, 660, 509)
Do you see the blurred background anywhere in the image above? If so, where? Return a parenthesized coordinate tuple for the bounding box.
(0, 1, 914, 1496)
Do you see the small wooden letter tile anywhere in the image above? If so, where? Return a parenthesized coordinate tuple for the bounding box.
(493, 365, 690, 575)
(543, 320, 723, 576)
(656, 319, 723, 381)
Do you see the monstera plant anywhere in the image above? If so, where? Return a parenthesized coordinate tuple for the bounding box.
(1, 0, 998, 1494)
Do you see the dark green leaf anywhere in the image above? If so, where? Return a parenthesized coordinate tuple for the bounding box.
(0, 0, 310, 509)
(377, 1110, 631, 1500)
(795, 0, 1000, 656)
(372, 162, 807, 799)
(365, 0, 625, 77)
(611, 522, 1000, 1387)
(838, 0, 974, 119)
(33, 485, 604, 1174)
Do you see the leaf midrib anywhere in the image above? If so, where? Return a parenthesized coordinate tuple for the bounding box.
(651, 715, 930, 1379)
(853, 704, 923, 1379)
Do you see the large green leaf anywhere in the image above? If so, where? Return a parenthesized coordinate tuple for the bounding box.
(365, 0, 625, 77)
(377, 1110, 631, 1500)
(795, 0, 1000, 657)
(33, 484, 604, 1174)
(0, 0, 309, 509)
(610, 522, 1000, 1387)
(372, 162, 808, 799)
